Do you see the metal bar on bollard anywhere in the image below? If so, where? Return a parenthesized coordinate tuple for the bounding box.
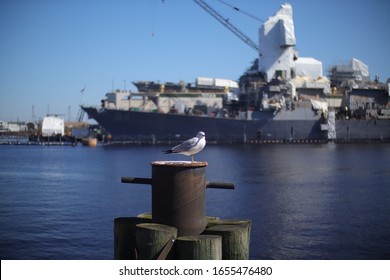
(121, 177, 234, 190)
(206, 181, 235, 190)
(121, 177, 151, 185)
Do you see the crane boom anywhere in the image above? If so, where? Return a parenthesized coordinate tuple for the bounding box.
(193, 0, 259, 52)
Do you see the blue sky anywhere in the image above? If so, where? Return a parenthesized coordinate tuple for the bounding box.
(1, 0, 389, 122)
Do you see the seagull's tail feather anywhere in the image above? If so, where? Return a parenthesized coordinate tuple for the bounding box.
(163, 149, 174, 154)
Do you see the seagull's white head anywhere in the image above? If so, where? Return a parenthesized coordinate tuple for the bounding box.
(197, 131, 206, 139)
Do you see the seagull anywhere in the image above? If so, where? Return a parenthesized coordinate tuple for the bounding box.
(163, 131, 206, 162)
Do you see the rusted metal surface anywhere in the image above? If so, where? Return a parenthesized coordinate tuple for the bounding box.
(151, 161, 208, 167)
(120, 161, 235, 236)
(151, 161, 207, 236)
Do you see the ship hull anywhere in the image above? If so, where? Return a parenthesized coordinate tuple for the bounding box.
(83, 107, 328, 142)
(335, 119, 390, 141)
(83, 107, 390, 143)
(82, 107, 390, 143)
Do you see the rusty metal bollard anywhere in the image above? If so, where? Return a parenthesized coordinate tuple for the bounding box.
(121, 161, 234, 236)
(151, 161, 207, 236)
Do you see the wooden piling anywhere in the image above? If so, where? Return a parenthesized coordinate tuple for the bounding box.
(137, 212, 152, 220)
(206, 219, 252, 230)
(206, 219, 251, 259)
(175, 235, 222, 260)
(135, 223, 177, 260)
(203, 221, 251, 260)
(114, 217, 150, 260)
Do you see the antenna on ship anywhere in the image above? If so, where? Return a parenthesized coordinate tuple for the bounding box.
(32, 105, 36, 122)
(67, 105, 72, 122)
(76, 85, 86, 122)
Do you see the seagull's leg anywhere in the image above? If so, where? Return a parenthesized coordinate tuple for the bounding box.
(191, 155, 194, 163)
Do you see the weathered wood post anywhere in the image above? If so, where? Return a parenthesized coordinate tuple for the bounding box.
(204, 220, 252, 260)
(114, 217, 150, 260)
(175, 235, 222, 260)
(135, 223, 177, 260)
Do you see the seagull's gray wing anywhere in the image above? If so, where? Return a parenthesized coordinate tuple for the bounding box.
(171, 137, 198, 153)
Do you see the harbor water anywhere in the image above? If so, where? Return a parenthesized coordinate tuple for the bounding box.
(0, 143, 389, 259)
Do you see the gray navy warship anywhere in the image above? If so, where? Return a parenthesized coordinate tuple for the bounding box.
(82, 3, 390, 143)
